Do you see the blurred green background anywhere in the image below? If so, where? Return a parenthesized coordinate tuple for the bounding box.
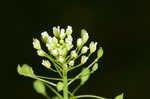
(3, 0, 150, 99)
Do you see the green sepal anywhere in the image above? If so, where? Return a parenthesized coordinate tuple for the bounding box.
(17, 64, 36, 78)
(80, 68, 90, 85)
(115, 93, 124, 99)
(33, 80, 47, 96)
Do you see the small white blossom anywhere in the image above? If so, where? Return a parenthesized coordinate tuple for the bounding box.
(47, 36, 52, 43)
(37, 50, 45, 56)
(69, 60, 74, 66)
(52, 36, 58, 45)
(51, 49, 58, 56)
(89, 41, 97, 53)
(71, 50, 77, 58)
(60, 28, 66, 39)
(66, 43, 73, 51)
(81, 46, 89, 54)
(53, 26, 60, 37)
(41, 31, 49, 37)
(59, 48, 67, 56)
(66, 26, 72, 36)
(33, 38, 41, 49)
(42, 60, 51, 68)
(81, 56, 88, 64)
(58, 56, 64, 63)
(77, 38, 82, 47)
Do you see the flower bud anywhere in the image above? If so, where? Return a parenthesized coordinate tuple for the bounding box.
(92, 63, 98, 72)
(66, 26, 72, 36)
(41, 31, 49, 42)
(52, 37, 58, 45)
(81, 29, 89, 43)
(60, 28, 66, 39)
(33, 38, 41, 50)
(41, 60, 51, 69)
(77, 38, 82, 48)
(81, 56, 88, 64)
(69, 60, 74, 66)
(71, 50, 77, 58)
(97, 47, 103, 58)
(58, 56, 64, 63)
(37, 50, 45, 57)
(51, 49, 58, 56)
(89, 41, 97, 53)
(59, 48, 67, 56)
(81, 46, 89, 54)
(53, 26, 60, 37)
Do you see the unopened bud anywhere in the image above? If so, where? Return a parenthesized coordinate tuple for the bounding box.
(71, 50, 77, 58)
(81, 29, 89, 43)
(69, 60, 74, 66)
(81, 56, 88, 64)
(60, 29, 66, 39)
(66, 26, 72, 36)
(37, 50, 45, 57)
(77, 38, 82, 47)
(33, 38, 41, 50)
(42, 60, 51, 69)
(81, 46, 89, 54)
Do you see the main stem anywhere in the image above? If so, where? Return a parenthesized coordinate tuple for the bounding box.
(63, 65, 68, 99)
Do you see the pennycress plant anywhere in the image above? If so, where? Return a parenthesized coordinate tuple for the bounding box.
(17, 26, 123, 99)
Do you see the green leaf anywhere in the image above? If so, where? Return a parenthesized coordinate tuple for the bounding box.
(17, 64, 36, 78)
(33, 80, 47, 96)
(56, 82, 64, 91)
(92, 63, 98, 73)
(97, 47, 103, 59)
(115, 93, 124, 99)
(80, 68, 90, 85)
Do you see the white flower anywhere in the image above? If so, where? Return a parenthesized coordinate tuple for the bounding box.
(42, 60, 51, 68)
(77, 38, 82, 47)
(81, 56, 88, 64)
(51, 49, 58, 56)
(71, 50, 77, 58)
(81, 46, 89, 54)
(89, 41, 98, 53)
(47, 36, 52, 43)
(59, 48, 67, 56)
(41, 31, 49, 38)
(58, 56, 64, 63)
(52, 37, 58, 45)
(66, 26, 72, 36)
(60, 28, 66, 39)
(53, 26, 60, 37)
(33, 38, 41, 49)
(37, 50, 45, 56)
(69, 60, 74, 66)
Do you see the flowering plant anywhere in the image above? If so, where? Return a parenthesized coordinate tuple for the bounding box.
(17, 26, 123, 99)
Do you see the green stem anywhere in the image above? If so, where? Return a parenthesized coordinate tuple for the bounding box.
(63, 66, 69, 99)
(76, 95, 107, 99)
(72, 84, 82, 95)
(37, 76, 63, 81)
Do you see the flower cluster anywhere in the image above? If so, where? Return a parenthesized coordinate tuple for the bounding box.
(32, 26, 99, 69)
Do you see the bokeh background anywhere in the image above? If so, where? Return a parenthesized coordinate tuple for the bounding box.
(3, 0, 150, 99)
